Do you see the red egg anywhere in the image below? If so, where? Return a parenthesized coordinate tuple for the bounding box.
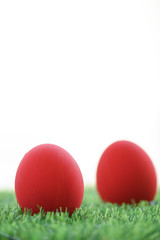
(96, 141, 157, 204)
(15, 144, 84, 215)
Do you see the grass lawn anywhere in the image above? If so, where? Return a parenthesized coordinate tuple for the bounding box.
(0, 187, 160, 240)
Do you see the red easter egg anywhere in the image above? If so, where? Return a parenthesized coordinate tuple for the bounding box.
(96, 141, 157, 204)
(15, 144, 84, 215)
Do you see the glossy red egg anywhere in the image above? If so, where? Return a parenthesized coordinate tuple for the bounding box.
(15, 144, 84, 214)
(97, 141, 157, 204)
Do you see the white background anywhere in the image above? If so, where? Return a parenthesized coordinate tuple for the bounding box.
(0, 0, 160, 189)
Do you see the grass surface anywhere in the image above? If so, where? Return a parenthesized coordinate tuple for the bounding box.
(0, 188, 160, 240)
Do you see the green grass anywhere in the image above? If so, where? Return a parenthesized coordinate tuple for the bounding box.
(0, 188, 160, 240)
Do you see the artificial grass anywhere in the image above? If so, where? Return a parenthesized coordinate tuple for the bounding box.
(0, 188, 160, 240)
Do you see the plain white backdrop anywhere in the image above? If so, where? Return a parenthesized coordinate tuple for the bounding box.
(0, 0, 160, 189)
